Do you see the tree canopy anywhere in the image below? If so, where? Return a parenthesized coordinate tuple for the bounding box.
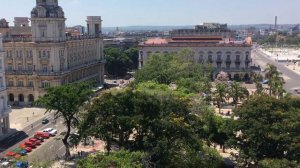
(134, 49, 213, 94)
(229, 95, 300, 166)
(79, 82, 225, 167)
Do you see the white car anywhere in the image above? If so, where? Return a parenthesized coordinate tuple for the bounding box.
(43, 128, 57, 136)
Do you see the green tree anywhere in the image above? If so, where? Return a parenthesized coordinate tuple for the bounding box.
(259, 159, 300, 168)
(77, 150, 147, 168)
(252, 73, 264, 94)
(229, 95, 300, 166)
(213, 83, 228, 113)
(264, 64, 285, 98)
(35, 82, 93, 159)
(134, 49, 213, 94)
(104, 47, 132, 77)
(125, 47, 139, 70)
(228, 81, 249, 108)
(80, 82, 224, 167)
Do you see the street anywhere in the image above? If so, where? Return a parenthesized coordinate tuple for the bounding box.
(252, 49, 300, 95)
(0, 113, 67, 163)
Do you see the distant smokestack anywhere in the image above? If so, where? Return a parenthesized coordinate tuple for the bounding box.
(275, 16, 277, 30)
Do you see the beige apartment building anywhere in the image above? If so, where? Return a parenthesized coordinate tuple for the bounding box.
(0, 0, 105, 106)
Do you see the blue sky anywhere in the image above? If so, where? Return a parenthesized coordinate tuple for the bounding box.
(1, 0, 300, 27)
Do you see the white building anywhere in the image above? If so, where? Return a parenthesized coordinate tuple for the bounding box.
(0, 34, 11, 136)
(139, 35, 253, 80)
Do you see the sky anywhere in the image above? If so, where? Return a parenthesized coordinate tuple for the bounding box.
(1, 0, 300, 27)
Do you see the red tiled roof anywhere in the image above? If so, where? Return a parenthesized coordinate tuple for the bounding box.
(144, 38, 168, 45)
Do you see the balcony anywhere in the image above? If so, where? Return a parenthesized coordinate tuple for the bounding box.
(235, 59, 241, 63)
(216, 59, 222, 63)
(6, 70, 34, 75)
(225, 59, 231, 63)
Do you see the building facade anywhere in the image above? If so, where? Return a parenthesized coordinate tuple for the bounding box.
(2, 0, 105, 106)
(0, 34, 11, 136)
(139, 25, 253, 80)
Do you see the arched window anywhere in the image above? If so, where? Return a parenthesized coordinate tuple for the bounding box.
(19, 94, 24, 102)
(28, 94, 34, 102)
(9, 94, 14, 102)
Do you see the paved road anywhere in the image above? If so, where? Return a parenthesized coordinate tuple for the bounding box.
(0, 113, 67, 163)
(0, 114, 53, 153)
(252, 49, 300, 95)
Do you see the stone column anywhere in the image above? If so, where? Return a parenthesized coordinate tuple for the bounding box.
(6, 116, 10, 131)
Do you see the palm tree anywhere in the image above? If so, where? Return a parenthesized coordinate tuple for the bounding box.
(213, 83, 228, 113)
(252, 73, 264, 94)
(228, 81, 249, 108)
(264, 64, 285, 98)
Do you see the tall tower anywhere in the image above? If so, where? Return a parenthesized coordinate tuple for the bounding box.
(86, 16, 102, 36)
(30, 0, 66, 42)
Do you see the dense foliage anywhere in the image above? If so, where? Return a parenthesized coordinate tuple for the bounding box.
(77, 150, 147, 168)
(134, 49, 213, 94)
(79, 82, 225, 167)
(104, 47, 139, 77)
(229, 95, 300, 167)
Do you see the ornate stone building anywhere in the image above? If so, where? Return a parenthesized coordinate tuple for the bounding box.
(139, 24, 253, 80)
(2, 0, 105, 106)
(0, 34, 11, 136)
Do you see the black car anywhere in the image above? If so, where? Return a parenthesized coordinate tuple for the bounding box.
(42, 118, 49, 124)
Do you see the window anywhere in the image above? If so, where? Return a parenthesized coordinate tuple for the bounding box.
(0, 77, 3, 87)
(28, 81, 34, 87)
(8, 80, 14, 87)
(7, 64, 13, 71)
(42, 64, 48, 72)
(17, 80, 24, 87)
(18, 64, 23, 71)
(42, 81, 50, 88)
(28, 64, 33, 71)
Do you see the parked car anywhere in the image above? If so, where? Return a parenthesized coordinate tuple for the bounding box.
(19, 144, 32, 153)
(24, 141, 36, 148)
(28, 138, 42, 145)
(41, 118, 49, 124)
(15, 161, 29, 168)
(43, 128, 57, 136)
(35, 132, 50, 139)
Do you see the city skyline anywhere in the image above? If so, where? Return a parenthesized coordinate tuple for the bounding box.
(1, 0, 300, 27)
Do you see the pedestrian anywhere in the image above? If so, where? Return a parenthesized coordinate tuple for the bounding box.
(31, 124, 33, 129)
(78, 151, 80, 157)
(80, 151, 83, 157)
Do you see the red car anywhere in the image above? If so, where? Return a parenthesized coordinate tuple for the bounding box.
(29, 138, 42, 145)
(24, 141, 36, 148)
(19, 144, 32, 152)
(5, 151, 16, 157)
(34, 132, 50, 139)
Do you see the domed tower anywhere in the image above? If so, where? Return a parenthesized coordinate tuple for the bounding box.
(31, 0, 66, 42)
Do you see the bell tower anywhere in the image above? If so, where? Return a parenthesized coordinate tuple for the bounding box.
(86, 16, 102, 37)
(31, 0, 66, 42)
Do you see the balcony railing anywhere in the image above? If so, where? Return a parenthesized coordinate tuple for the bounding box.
(225, 59, 231, 63)
(216, 59, 222, 63)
